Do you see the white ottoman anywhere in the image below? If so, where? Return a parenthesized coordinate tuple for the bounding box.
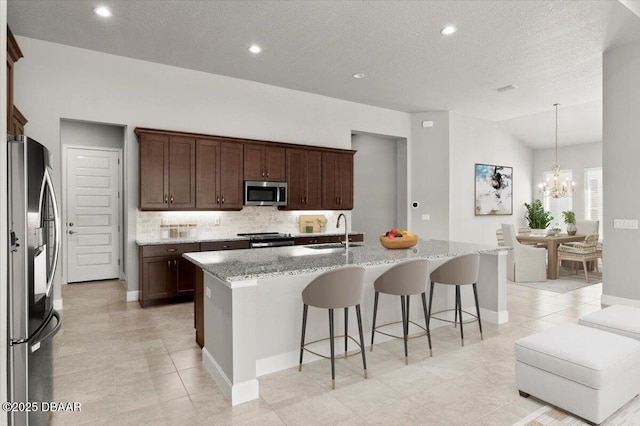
(579, 305, 640, 341)
(515, 323, 640, 424)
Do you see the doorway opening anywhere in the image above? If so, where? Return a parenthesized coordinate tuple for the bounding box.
(61, 119, 125, 284)
(351, 131, 408, 243)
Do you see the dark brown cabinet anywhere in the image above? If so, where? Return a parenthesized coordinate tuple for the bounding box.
(7, 26, 27, 136)
(196, 138, 244, 210)
(285, 148, 322, 210)
(293, 233, 363, 245)
(322, 152, 354, 210)
(139, 243, 199, 307)
(244, 143, 286, 182)
(138, 131, 196, 210)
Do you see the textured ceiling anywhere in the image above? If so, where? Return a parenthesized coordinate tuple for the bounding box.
(7, 1, 640, 147)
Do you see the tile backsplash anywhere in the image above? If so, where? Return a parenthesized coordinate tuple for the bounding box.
(136, 207, 347, 239)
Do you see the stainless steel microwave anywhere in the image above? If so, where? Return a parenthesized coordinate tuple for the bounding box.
(244, 181, 287, 206)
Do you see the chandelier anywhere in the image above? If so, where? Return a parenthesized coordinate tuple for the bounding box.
(538, 103, 575, 198)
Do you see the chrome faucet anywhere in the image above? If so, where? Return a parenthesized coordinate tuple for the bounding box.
(336, 213, 349, 251)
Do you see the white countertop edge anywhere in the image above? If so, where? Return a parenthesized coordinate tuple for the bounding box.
(203, 270, 258, 289)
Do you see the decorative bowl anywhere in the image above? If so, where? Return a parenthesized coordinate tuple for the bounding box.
(379, 235, 418, 249)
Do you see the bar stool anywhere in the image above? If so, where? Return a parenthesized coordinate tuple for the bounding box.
(299, 266, 367, 389)
(370, 259, 431, 364)
(428, 253, 481, 347)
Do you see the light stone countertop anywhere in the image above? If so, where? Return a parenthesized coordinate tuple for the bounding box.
(183, 239, 508, 283)
(135, 232, 364, 246)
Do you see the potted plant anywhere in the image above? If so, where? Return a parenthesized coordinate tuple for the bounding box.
(562, 210, 577, 235)
(524, 199, 553, 235)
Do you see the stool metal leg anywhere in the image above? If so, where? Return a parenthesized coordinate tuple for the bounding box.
(472, 283, 483, 340)
(401, 295, 408, 365)
(427, 281, 435, 343)
(299, 304, 308, 372)
(456, 285, 464, 346)
(355, 304, 368, 379)
(370, 291, 379, 351)
(329, 308, 335, 389)
(454, 288, 458, 329)
(344, 307, 348, 359)
(421, 292, 432, 357)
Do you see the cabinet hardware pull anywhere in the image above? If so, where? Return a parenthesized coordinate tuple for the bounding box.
(217, 195, 220, 203)
(174, 260, 178, 273)
(164, 194, 168, 203)
(301, 197, 304, 204)
(266, 170, 269, 178)
(221, 196, 225, 204)
(167, 260, 171, 270)
(167, 248, 177, 252)
(170, 195, 174, 204)
(222, 245, 229, 249)
(262, 169, 265, 177)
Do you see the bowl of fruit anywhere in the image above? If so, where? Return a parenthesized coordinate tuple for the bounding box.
(379, 228, 418, 249)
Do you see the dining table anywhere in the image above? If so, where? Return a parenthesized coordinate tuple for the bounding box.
(516, 233, 587, 279)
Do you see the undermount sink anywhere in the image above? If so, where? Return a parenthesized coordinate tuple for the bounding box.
(304, 243, 363, 250)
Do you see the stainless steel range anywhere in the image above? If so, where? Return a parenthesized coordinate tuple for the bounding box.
(238, 232, 294, 248)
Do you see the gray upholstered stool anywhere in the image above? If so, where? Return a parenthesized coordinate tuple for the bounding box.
(370, 259, 431, 364)
(299, 266, 367, 389)
(428, 253, 482, 347)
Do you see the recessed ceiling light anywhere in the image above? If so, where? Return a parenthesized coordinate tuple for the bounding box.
(440, 26, 457, 35)
(248, 45, 262, 54)
(352, 73, 366, 79)
(94, 6, 112, 17)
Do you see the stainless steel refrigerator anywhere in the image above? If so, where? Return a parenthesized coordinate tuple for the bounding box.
(7, 135, 62, 426)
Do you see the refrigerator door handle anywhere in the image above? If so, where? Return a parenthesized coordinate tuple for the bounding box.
(43, 167, 61, 298)
(30, 310, 62, 353)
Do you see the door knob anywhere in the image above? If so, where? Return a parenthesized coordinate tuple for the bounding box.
(68, 230, 75, 234)
(69, 222, 74, 227)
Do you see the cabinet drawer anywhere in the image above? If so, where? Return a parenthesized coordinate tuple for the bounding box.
(331, 233, 364, 243)
(201, 240, 250, 251)
(293, 236, 332, 245)
(141, 243, 200, 258)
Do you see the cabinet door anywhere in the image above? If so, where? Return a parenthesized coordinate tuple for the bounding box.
(168, 136, 196, 209)
(141, 255, 174, 300)
(219, 142, 244, 209)
(196, 139, 221, 209)
(244, 143, 265, 181)
(286, 149, 307, 209)
(265, 145, 286, 181)
(306, 150, 323, 209)
(338, 153, 354, 210)
(175, 256, 196, 295)
(322, 152, 340, 209)
(139, 133, 169, 210)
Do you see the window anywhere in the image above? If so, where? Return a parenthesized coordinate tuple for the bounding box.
(584, 167, 603, 236)
(542, 170, 573, 228)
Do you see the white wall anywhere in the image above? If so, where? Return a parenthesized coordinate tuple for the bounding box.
(449, 113, 534, 245)
(602, 40, 640, 305)
(1, 4, 9, 423)
(61, 119, 125, 149)
(532, 142, 602, 221)
(352, 133, 400, 242)
(13, 37, 411, 295)
(410, 112, 450, 240)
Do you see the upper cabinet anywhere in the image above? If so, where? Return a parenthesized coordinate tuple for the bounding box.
(135, 127, 355, 211)
(244, 143, 286, 182)
(137, 131, 196, 210)
(196, 138, 244, 210)
(322, 152, 354, 210)
(7, 26, 27, 135)
(285, 148, 322, 210)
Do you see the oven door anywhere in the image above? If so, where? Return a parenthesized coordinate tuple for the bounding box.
(244, 181, 287, 206)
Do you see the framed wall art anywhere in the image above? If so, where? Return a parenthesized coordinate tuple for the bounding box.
(475, 163, 513, 216)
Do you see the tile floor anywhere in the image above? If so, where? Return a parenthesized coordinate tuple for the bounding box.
(49, 277, 637, 425)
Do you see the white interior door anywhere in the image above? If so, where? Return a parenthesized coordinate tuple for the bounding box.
(66, 148, 120, 283)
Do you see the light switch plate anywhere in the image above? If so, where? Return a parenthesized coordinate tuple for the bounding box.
(214, 217, 221, 226)
(614, 219, 638, 229)
(205, 287, 211, 298)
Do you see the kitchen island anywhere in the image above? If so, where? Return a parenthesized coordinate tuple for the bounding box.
(184, 239, 508, 405)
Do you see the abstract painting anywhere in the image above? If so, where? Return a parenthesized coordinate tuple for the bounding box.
(475, 163, 513, 215)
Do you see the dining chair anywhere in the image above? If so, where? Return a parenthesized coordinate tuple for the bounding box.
(576, 220, 599, 235)
(502, 224, 547, 282)
(557, 234, 600, 283)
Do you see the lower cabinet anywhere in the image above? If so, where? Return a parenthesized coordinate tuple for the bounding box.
(139, 243, 199, 308)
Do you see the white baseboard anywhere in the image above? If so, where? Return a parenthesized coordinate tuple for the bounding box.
(480, 308, 509, 324)
(202, 348, 259, 406)
(601, 294, 640, 308)
(53, 298, 63, 310)
(126, 291, 139, 302)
